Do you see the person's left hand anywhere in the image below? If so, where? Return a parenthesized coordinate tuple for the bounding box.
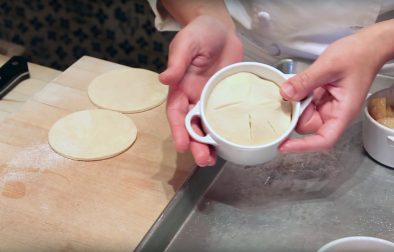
(279, 28, 387, 153)
(160, 16, 243, 166)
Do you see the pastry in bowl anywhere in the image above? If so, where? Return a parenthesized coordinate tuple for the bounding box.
(205, 72, 292, 146)
(368, 96, 394, 129)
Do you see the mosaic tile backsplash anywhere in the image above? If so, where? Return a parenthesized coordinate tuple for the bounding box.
(0, 0, 174, 72)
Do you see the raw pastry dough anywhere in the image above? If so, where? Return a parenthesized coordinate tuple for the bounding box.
(88, 68, 168, 113)
(377, 117, 394, 129)
(48, 109, 137, 160)
(206, 72, 292, 146)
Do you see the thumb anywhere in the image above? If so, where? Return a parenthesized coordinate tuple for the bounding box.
(159, 33, 196, 86)
(280, 59, 337, 101)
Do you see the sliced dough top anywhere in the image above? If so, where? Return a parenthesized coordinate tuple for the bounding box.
(88, 68, 168, 113)
(206, 72, 292, 146)
(48, 109, 137, 161)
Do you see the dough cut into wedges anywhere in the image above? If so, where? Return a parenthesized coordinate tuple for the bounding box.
(207, 103, 252, 145)
(206, 72, 292, 146)
(251, 102, 292, 144)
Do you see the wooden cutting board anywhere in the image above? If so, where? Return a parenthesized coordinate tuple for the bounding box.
(0, 55, 61, 121)
(0, 56, 196, 251)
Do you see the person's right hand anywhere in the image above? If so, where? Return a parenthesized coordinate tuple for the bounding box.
(160, 15, 243, 167)
(279, 20, 394, 153)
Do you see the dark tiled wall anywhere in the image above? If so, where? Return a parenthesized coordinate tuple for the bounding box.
(0, 0, 174, 72)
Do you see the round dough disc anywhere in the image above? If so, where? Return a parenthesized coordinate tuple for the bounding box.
(48, 109, 137, 161)
(206, 72, 292, 146)
(88, 68, 168, 113)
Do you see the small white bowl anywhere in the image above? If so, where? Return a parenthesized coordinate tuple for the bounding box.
(318, 236, 394, 252)
(184, 62, 311, 166)
(362, 87, 394, 168)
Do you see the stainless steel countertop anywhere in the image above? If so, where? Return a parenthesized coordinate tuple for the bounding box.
(163, 69, 394, 252)
(165, 121, 394, 252)
(135, 60, 394, 252)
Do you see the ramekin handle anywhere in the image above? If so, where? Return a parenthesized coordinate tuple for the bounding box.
(387, 136, 394, 147)
(185, 102, 217, 145)
(284, 74, 313, 114)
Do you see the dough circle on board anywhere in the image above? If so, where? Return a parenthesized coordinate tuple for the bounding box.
(205, 72, 292, 146)
(88, 68, 168, 113)
(48, 109, 137, 161)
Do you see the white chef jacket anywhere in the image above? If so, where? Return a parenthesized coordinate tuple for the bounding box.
(148, 0, 394, 75)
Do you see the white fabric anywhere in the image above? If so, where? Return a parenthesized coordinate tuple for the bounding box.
(147, 0, 181, 31)
(225, 0, 382, 63)
(148, 0, 394, 74)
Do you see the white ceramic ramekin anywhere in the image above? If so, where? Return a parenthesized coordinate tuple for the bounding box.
(363, 87, 394, 168)
(184, 62, 311, 166)
(318, 236, 394, 252)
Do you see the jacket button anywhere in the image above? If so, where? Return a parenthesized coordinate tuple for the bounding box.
(258, 11, 271, 28)
(266, 43, 280, 56)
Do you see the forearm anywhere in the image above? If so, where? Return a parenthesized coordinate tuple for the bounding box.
(358, 19, 394, 66)
(160, 0, 235, 30)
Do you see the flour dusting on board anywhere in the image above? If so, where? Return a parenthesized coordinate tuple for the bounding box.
(1, 143, 69, 187)
(1, 171, 29, 182)
(0, 143, 71, 194)
(6, 143, 66, 171)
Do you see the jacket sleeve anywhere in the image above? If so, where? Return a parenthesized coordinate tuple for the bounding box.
(146, 0, 182, 31)
(224, 0, 252, 29)
(146, 0, 253, 31)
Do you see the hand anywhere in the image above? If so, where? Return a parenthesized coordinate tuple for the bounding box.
(160, 15, 243, 166)
(279, 28, 387, 153)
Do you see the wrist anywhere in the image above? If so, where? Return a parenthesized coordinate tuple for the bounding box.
(359, 20, 394, 66)
(193, 4, 235, 31)
(162, 0, 235, 31)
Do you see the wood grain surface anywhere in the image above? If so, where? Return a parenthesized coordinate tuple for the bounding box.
(0, 56, 196, 251)
(0, 55, 61, 121)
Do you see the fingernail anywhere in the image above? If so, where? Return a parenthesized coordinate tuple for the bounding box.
(207, 157, 216, 167)
(159, 71, 171, 85)
(281, 83, 295, 98)
(175, 146, 186, 154)
(279, 146, 287, 153)
(279, 142, 290, 153)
